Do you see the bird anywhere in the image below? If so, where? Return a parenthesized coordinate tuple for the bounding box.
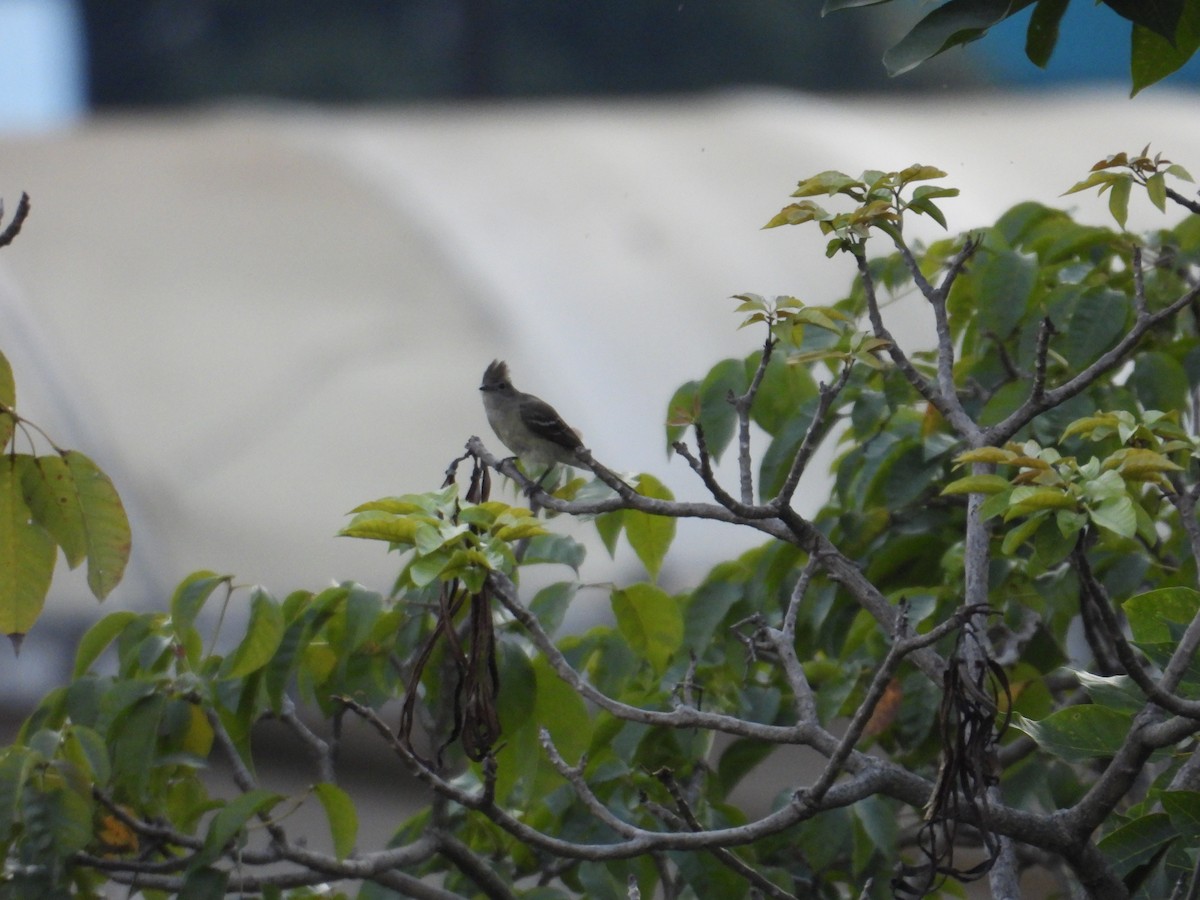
(478, 360, 585, 473)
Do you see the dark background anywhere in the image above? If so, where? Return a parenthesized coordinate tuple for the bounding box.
(81, 0, 961, 106)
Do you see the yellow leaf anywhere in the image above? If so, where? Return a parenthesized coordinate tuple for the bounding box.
(97, 810, 139, 855)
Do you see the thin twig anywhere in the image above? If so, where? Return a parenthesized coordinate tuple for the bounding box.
(734, 334, 777, 504)
(280, 695, 337, 784)
(770, 363, 854, 511)
(654, 771, 801, 900)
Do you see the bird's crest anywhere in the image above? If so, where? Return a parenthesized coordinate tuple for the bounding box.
(481, 359, 511, 390)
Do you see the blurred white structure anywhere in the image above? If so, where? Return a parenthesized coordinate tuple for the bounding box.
(0, 89, 1197, 688)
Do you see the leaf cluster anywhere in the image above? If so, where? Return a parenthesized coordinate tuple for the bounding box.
(0, 196, 131, 645)
(824, 0, 1200, 94)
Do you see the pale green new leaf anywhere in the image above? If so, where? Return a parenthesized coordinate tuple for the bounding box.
(624, 474, 676, 580)
(340, 511, 428, 545)
(533, 656, 591, 762)
(611, 583, 683, 676)
(1062, 170, 1123, 196)
(941, 474, 1011, 495)
(1088, 496, 1137, 539)
(790, 170, 860, 197)
(1001, 510, 1047, 556)
(1004, 487, 1076, 518)
(953, 446, 1018, 465)
(898, 164, 948, 185)
(1146, 172, 1168, 211)
(1108, 176, 1131, 228)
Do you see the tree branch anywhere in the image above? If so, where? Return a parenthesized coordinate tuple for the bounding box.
(855, 247, 977, 439)
(734, 333, 777, 504)
(987, 275, 1200, 444)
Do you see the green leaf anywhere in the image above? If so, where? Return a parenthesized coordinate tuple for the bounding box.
(62, 724, 110, 785)
(340, 511, 429, 544)
(16, 455, 86, 567)
(757, 399, 818, 500)
(1001, 510, 1048, 556)
(0, 350, 13, 451)
(1005, 487, 1076, 517)
(790, 170, 861, 198)
(714, 737, 775, 801)
(1123, 587, 1200, 643)
(181, 866, 230, 900)
(683, 576, 743, 653)
(1105, 0, 1182, 39)
(0, 748, 33, 842)
(109, 693, 165, 802)
(221, 589, 285, 679)
(0, 455, 55, 637)
(623, 474, 675, 580)
(1129, 351, 1190, 413)
(1146, 172, 1168, 211)
(594, 510, 623, 556)
(898, 164, 949, 185)
(665, 380, 701, 454)
(521, 533, 587, 570)
(1088, 495, 1137, 539)
(64, 450, 131, 600)
(977, 249, 1037, 338)
(1062, 289, 1130, 368)
(529, 581, 577, 637)
(1096, 812, 1176, 877)
(750, 351, 818, 436)
(1107, 174, 1132, 228)
(533, 656, 591, 763)
(1072, 670, 1144, 713)
(1130, 0, 1197, 94)
(697, 359, 748, 461)
(171, 571, 230, 636)
(21, 772, 93, 861)
(883, 0, 1027, 76)
(73, 611, 140, 678)
(1025, 0, 1069, 67)
(313, 782, 358, 860)
(611, 583, 683, 676)
(1012, 705, 1132, 761)
(1162, 790, 1200, 838)
(941, 474, 1012, 495)
(1062, 169, 1125, 197)
(193, 789, 282, 870)
(822, 0, 891, 11)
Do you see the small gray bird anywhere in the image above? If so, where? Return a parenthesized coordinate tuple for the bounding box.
(479, 360, 585, 470)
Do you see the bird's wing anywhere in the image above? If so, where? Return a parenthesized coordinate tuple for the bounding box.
(523, 395, 583, 449)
